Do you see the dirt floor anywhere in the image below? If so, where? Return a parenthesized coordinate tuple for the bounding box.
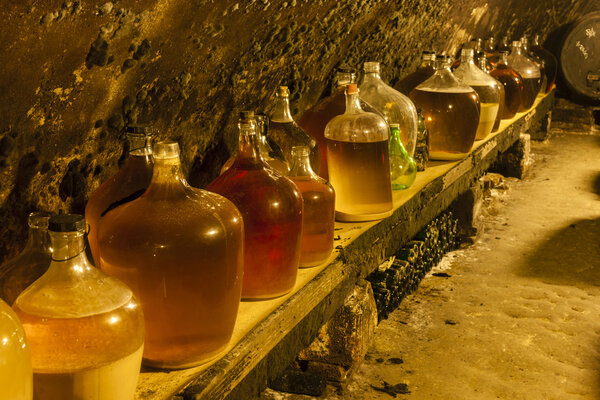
(262, 132, 600, 400)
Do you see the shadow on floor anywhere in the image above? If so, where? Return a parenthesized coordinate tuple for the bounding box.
(517, 217, 600, 286)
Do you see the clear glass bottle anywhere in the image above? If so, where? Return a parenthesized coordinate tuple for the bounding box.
(389, 124, 417, 190)
(453, 49, 501, 139)
(85, 124, 154, 266)
(490, 51, 525, 119)
(359, 61, 419, 156)
(394, 51, 436, 96)
(98, 142, 244, 368)
(478, 56, 505, 132)
(413, 108, 430, 171)
(506, 41, 541, 110)
(298, 67, 381, 180)
(324, 84, 393, 221)
(14, 214, 144, 400)
(208, 112, 303, 299)
(409, 57, 480, 160)
(0, 298, 32, 400)
(521, 35, 547, 93)
(269, 86, 321, 174)
(531, 34, 558, 94)
(288, 146, 335, 268)
(0, 212, 52, 305)
(221, 114, 290, 175)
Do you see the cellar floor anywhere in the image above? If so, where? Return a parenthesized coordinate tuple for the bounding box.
(261, 132, 600, 400)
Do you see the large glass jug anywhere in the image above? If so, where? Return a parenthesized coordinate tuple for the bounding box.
(506, 41, 541, 110)
(98, 142, 243, 368)
(14, 214, 144, 400)
(490, 51, 525, 119)
(85, 124, 154, 266)
(478, 56, 505, 132)
(359, 61, 418, 156)
(0, 298, 32, 400)
(521, 35, 547, 93)
(0, 212, 51, 305)
(410, 58, 480, 160)
(453, 49, 501, 139)
(389, 123, 417, 190)
(394, 51, 436, 96)
(288, 146, 335, 268)
(269, 86, 321, 174)
(221, 114, 289, 175)
(298, 68, 381, 180)
(531, 34, 558, 93)
(324, 84, 393, 221)
(208, 112, 303, 299)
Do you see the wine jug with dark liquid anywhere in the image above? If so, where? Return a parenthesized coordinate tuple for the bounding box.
(531, 34, 558, 93)
(0, 212, 51, 305)
(288, 146, 335, 268)
(506, 41, 541, 110)
(269, 86, 321, 174)
(0, 298, 32, 400)
(99, 142, 244, 368)
(14, 214, 145, 400)
(453, 48, 501, 139)
(490, 51, 525, 119)
(85, 124, 154, 266)
(521, 35, 547, 93)
(298, 67, 380, 180)
(324, 84, 393, 221)
(221, 114, 289, 175)
(389, 123, 417, 190)
(359, 61, 418, 157)
(410, 57, 480, 160)
(478, 56, 505, 132)
(208, 112, 303, 299)
(394, 51, 436, 96)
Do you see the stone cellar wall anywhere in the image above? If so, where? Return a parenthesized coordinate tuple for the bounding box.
(0, 0, 595, 261)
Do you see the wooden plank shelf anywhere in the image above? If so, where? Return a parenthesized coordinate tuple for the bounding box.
(135, 92, 554, 400)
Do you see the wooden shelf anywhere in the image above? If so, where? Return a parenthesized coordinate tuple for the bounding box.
(135, 92, 554, 400)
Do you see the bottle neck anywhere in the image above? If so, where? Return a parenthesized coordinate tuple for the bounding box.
(344, 91, 364, 114)
(271, 95, 293, 122)
(128, 134, 153, 157)
(50, 231, 86, 261)
(289, 149, 316, 179)
(25, 226, 51, 252)
(461, 53, 475, 65)
(362, 71, 382, 83)
(335, 72, 355, 88)
(234, 123, 267, 168)
(511, 45, 522, 55)
(390, 126, 408, 151)
(147, 154, 187, 193)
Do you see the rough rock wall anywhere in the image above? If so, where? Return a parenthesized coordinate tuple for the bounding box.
(0, 0, 596, 262)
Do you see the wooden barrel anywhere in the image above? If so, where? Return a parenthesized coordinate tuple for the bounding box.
(558, 12, 600, 101)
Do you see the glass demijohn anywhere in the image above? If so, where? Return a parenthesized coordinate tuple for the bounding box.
(208, 112, 303, 299)
(531, 34, 558, 94)
(14, 214, 145, 400)
(394, 51, 436, 97)
(324, 84, 393, 221)
(98, 142, 243, 369)
(453, 48, 501, 139)
(389, 124, 417, 190)
(269, 86, 321, 174)
(0, 298, 32, 400)
(288, 146, 335, 268)
(478, 56, 505, 132)
(506, 41, 541, 110)
(0, 212, 52, 305)
(85, 124, 154, 266)
(410, 57, 480, 160)
(521, 35, 547, 93)
(359, 61, 419, 156)
(490, 51, 525, 119)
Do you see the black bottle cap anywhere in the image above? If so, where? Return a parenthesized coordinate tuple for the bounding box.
(125, 123, 154, 135)
(48, 214, 86, 233)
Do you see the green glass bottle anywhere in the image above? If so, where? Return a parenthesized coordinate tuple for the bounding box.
(389, 123, 417, 190)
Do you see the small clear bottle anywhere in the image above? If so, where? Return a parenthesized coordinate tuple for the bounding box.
(389, 123, 417, 190)
(359, 61, 419, 156)
(410, 57, 480, 160)
(288, 146, 335, 268)
(85, 124, 154, 266)
(324, 84, 393, 221)
(14, 214, 145, 400)
(453, 48, 501, 139)
(506, 41, 541, 110)
(0, 298, 32, 400)
(394, 51, 436, 96)
(269, 86, 321, 174)
(0, 212, 52, 305)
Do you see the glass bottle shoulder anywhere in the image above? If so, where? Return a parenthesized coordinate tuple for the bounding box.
(324, 110, 389, 143)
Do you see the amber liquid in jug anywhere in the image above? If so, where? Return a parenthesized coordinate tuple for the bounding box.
(0, 298, 32, 400)
(506, 41, 541, 111)
(490, 51, 524, 119)
(99, 142, 244, 368)
(394, 51, 436, 96)
(209, 111, 303, 299)
(85, 125, 154, 266)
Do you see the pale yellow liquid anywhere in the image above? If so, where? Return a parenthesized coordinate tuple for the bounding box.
(475, 103, 500, 140)
(33, 345, 143, 400)
(0, 301, 32, 400)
